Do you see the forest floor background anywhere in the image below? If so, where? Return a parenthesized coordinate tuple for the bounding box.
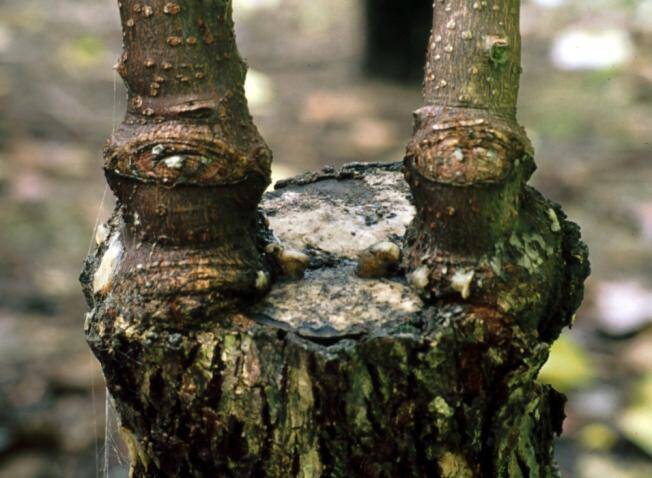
(1, 0, 652, 476)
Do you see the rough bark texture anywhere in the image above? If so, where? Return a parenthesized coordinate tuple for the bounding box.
(402, 0, 555, 335)
(105, 0, 273, 313)
(81, 1, 590, 477)
(83, 163, 588, 477)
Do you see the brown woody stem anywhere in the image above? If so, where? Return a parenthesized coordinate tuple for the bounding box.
(424, 0, 522, 117)
(100, 0, 273, 314)
(403, 0, 539, 308)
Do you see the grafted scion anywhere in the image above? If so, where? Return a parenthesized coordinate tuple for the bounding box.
(98, 0, 274, 315)
(403, 0, 557, 320)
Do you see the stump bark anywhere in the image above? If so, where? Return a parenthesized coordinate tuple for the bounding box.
(82, 163, 588, 477)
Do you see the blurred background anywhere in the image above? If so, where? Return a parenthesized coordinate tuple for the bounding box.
(0, 0, 651, 476)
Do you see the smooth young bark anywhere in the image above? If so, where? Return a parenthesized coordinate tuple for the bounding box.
(82, 1, 590, 477)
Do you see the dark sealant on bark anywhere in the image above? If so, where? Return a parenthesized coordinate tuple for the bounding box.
(81, 1, 590, 477)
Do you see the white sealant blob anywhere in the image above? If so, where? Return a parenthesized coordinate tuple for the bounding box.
(280, 248, 310, 266)
(164, 155, 185, 169)
(95, 224, 110, 246)
(93, 234, 124, 295)
(451, 270, 475, 300)
(370, 241, 401, 262)
(409, 266, 431, 291)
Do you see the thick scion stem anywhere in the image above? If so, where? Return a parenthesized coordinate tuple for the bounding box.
(424, 0, 522, 117)
(403, 0, 538, 312)
(100, 0, 273, 314)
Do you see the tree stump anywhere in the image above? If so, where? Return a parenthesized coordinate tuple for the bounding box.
(82, 163, 588, 477)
